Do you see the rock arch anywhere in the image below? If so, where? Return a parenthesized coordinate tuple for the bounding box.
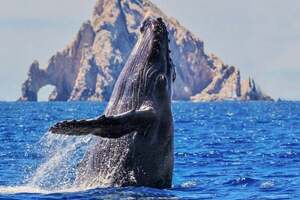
(19, 21, 95, 102)
(38, 85, 56, 102)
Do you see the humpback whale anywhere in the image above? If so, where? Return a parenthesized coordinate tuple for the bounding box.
(50, 17, 176, 189)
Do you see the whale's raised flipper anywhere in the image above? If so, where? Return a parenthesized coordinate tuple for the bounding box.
(49, 108, 157, 138)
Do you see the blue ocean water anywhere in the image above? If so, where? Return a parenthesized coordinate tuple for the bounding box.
(0, 101, 299, 199)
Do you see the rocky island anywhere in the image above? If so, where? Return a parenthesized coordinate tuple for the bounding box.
(19, 0, 272, 102)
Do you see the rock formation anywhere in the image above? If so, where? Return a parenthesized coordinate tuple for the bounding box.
(19, 0, 272, 101)
(190, 54, 241, 101)
(240, 78, 273, 101)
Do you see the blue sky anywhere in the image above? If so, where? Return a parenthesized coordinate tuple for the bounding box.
(0, 0, 299, 101)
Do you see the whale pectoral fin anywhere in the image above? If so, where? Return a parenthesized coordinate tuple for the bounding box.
(95, 108, 158, 138)
(49, 118, 105, 136)
(49, 109, 157, 138)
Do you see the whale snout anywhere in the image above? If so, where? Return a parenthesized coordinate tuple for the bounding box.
(140, 17, 168, 36)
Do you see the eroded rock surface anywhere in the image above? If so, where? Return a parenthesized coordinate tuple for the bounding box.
(240, 78, 273, 101)
(19, 0, 272, 101)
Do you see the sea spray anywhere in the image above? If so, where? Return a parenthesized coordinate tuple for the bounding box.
(25, 131, 94, 191)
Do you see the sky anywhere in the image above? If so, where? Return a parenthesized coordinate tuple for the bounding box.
(0, 0, 299, 101)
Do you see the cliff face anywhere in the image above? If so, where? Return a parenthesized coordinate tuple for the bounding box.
(19, 0, 272, 101)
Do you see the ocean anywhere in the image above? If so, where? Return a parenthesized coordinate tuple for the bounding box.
(0, 101, 299, 199)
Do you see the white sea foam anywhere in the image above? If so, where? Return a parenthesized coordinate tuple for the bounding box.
(0, 185, 99, 194)
(260, 180, 275, 189)
(181, 180, 197, 188)
(0, 186, 48, 194)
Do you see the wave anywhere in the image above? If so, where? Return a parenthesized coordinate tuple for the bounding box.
(224, 177, 259, 186)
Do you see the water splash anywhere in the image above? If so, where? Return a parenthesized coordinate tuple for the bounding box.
(30, 132, 94, 189)
(1, 132, 95, 194)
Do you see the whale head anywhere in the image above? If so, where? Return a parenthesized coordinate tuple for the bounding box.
(107, 17, 176, 114)
(140, 17, 176, 102)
